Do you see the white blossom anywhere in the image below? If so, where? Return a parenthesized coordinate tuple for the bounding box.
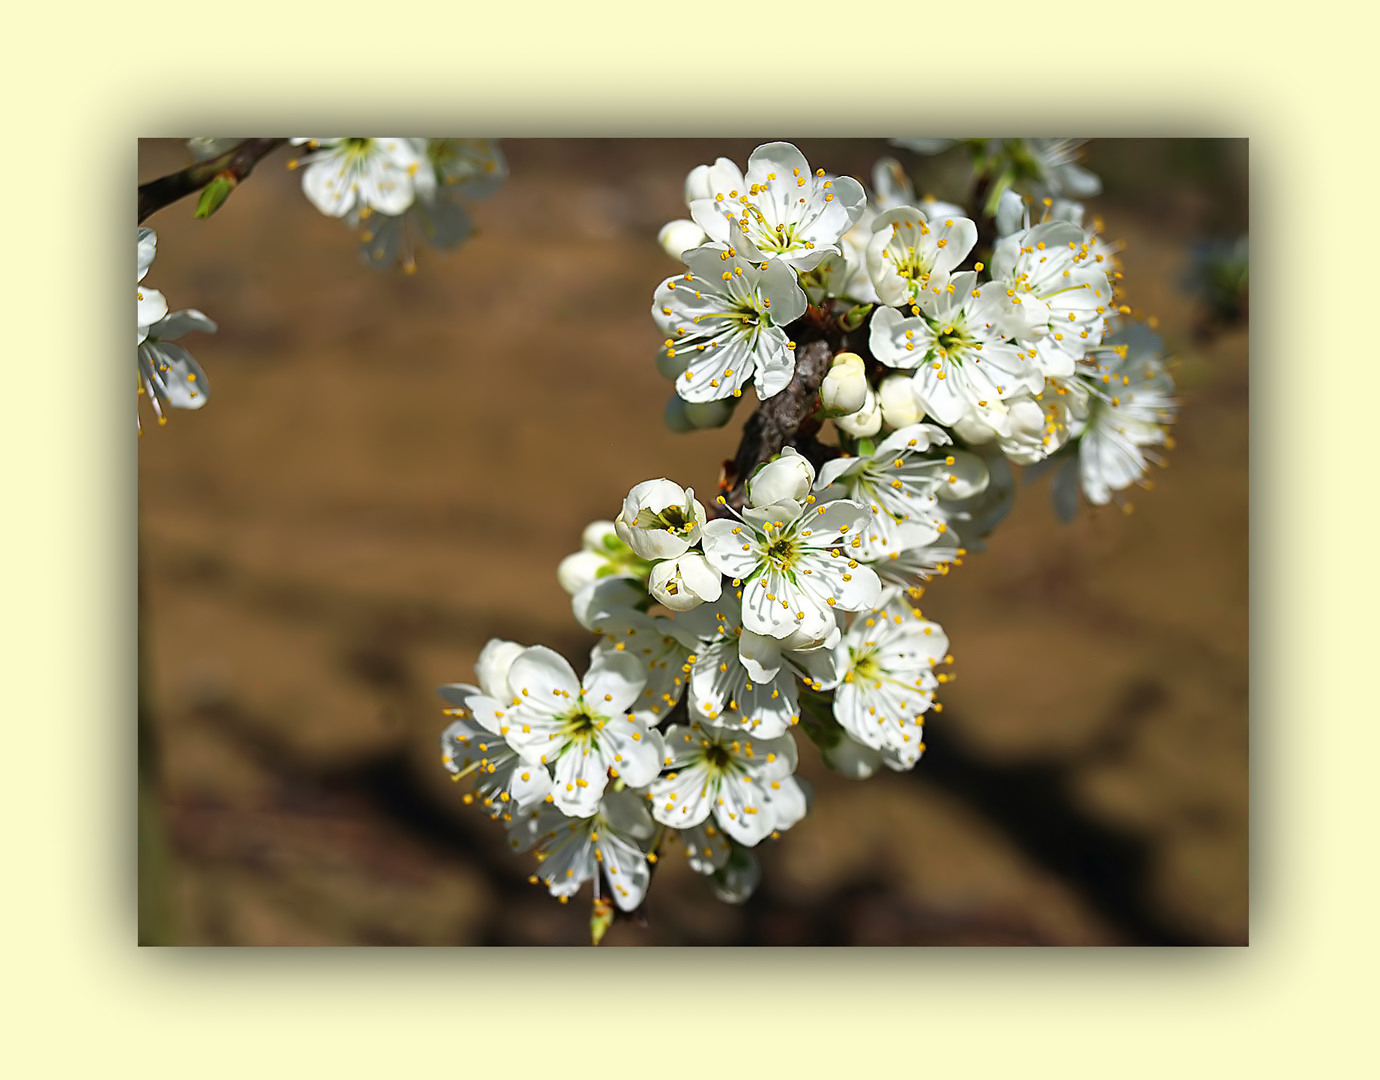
(668, 590, 844, 738)
(653, 218, 808, 403)
(508, 788, 656, 911)
(437, 638, 553, 817)
(138, 309, 216, 430)
(700, 495, 881, 640)
(865, 206, 978, 308)
(650, 721, 807, 846)
(869, 272, 1040, 426)
(614, 479, 707, 561)
(834, 595, 950, 770)
(813, 423, 988, 562)
(979, 220, 1115, 379)
(1072, 324, 1177, 505)
(290, 138, 433, 218)
(479, 646, 664, 818)
(355, 139, 506, 272)
(687, 142, 866, 273)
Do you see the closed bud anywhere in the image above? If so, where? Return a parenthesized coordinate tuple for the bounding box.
(665, 393, 735, 432)
(820, 352, 868, 415)
(878, 373, 924, 430)
(657, 219, 710, 260)
(746, 446, 816, 507)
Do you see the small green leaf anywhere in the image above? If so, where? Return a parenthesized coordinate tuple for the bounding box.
(856, 437, 876, 458)
(194, 174, 236, 220)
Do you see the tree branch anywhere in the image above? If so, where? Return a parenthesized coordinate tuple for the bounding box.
(138, 138, 288, 223)
(715, 348, 836, 514)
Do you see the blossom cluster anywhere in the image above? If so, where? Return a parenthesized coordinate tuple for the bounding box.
(437, 140, 1182, 931)
(653, 141, 1179, 517)
(444, 436, 970, 916)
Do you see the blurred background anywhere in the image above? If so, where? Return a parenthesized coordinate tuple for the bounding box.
(136, 138, 1248, 946)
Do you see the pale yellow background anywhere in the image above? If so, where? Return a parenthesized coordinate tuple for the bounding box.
(3, 0, 1367, 1073)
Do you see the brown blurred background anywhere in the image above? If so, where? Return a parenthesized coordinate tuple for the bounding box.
(136, 138, 1248, 946)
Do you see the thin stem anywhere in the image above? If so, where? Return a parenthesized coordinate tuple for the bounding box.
(138, 138, 288, 223)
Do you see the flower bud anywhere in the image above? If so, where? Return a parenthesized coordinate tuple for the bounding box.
(648, 552, 722, 611)
(878, 373, 923, 430)
(614, 479, 707, 561)
(658, 219, 709, 260)
(557, 550, 606, 595)
(835, 387, 882, 438)
(665, 393, 735, 432)
(746, 446, 816, 508)
(819, 352, 868, 415)
(557, 520, 645, 596)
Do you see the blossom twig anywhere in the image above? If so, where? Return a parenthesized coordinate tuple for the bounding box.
(138, 138, 288, 223)
(717, 336, 838, 513)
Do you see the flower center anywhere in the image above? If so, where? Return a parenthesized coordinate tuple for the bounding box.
(560, 709, 601, 743)
(702, 743, 734, 772)
(766, 534, 797, 570)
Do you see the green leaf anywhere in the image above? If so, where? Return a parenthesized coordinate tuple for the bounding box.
(194, 174, 236, 220)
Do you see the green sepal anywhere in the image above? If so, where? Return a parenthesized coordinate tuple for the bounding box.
(838, 303, 873, 332)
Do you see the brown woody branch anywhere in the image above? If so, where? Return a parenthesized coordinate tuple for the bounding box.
(138, 138, 288, 223)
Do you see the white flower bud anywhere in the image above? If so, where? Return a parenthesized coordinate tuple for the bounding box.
(819, 352, 868, 415)
(658, 218, 709, 260)
(835, 387, 882, 438)
(557, 521, 641, 595)
(557, 550, 606, 595)
(474, 639, 525, 700)
(648, 552, 722, 611)
(614, 479, 707, 561)
(746, 446, 816, 508)
(582, 520, 621, 553)
(878, 373, 923, 430)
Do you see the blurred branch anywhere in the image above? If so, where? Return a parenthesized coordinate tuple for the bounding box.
(138, 139, 288, 223)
